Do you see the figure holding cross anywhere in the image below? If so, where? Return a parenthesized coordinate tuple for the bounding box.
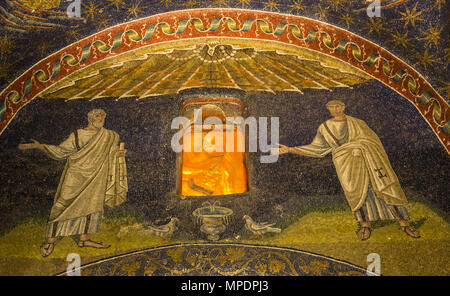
(273, 100, 420, 240)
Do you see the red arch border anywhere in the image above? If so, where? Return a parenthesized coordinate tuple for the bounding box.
(0, 8, 448, 152)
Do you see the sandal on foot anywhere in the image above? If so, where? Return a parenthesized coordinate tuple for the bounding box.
(357, 227, 372, 241)
(401, 226, 421, 238)
(78, 239, 110, 249)
(40, 242, 55, 258)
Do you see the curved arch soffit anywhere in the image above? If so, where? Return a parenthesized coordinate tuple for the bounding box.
(0, 8, 448, 152)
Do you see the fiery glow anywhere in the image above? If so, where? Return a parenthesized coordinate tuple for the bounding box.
(181, 126, 248, 196)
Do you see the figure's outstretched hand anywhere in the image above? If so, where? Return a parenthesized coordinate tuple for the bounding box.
(278, 144, 291, 154)
(271, 144, 290, 155)
(18, 139, 42, 150)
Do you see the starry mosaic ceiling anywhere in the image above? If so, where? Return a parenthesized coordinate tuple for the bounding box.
(0, 0, 448, 101)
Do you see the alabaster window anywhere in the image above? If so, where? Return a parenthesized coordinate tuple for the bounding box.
(176, 98, 249, 197)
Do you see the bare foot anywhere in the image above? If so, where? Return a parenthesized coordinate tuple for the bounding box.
(401, 226, 421, 238)
(398, 220, 421, 238)
(357, 227, 372, 241)
(78, 239, 110, 249)
(40, 242, 55, 257)
(357, 221, 372, 241)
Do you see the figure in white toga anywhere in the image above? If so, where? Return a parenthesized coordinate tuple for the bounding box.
(273, 100, 420, 240)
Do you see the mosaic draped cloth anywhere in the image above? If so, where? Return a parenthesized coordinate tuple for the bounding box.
(43, 128, 126, 237)
(294, 116, 408, 212)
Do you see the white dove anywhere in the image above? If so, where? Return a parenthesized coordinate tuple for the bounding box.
(243, 215, 281, 240)
(118, 217, 179, 242)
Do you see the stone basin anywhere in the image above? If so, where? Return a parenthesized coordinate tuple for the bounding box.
(193, 202, 233, 241)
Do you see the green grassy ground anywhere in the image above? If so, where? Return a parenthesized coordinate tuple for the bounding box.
(0, 202, 448, 275)
(235, 202, 450, 276)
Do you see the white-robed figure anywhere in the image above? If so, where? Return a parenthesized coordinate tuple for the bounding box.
(274, 100, 420, 240)
(19, 109, 128, 257)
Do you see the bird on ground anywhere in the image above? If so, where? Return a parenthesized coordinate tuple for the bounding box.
(243, 215, 281, 240)
(117, 217, 179, 242)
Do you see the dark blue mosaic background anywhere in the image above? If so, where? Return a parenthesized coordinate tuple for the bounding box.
(0, 0, 448, 100)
